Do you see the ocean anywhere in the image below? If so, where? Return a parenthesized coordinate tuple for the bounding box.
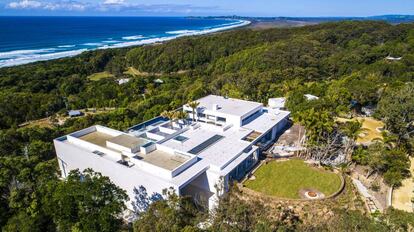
(0, 17, 249, 68)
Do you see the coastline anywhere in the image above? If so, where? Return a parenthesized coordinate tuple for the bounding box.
(97, 19, 250, 50)
(0, 19, 250, 69)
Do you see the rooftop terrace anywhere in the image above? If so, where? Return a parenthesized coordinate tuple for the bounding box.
(79, 131, 114, 147)
(108, 134, 148, 149)
(136, 150, 191, 171)
(69, 126, 194, 173)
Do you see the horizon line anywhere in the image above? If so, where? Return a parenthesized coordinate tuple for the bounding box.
(0, 14, 413, 18)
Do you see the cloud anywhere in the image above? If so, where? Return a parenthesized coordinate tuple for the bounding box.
(98, 3, 220, 13)
(8, 0, 42, 9)
(6, 0, 220, 14)
(7, 0, 88, 10)
(103, 0, 124, 5)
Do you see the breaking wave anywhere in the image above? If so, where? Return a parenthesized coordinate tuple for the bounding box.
(0, 19, 250, 68)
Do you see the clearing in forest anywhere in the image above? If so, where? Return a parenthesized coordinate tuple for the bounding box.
(336, 117, 384, 144)
(88, 71, 114, 81)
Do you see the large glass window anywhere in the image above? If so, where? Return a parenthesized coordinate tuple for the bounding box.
(207, 114, 216, 120)
(241, 110, 261, 125)
(217, 116, 226, 122)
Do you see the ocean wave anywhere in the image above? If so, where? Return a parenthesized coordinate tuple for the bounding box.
(82, 42, 103, 46)
(100, 20, 251, 50)
(122, 35, 145, 40)
(58, 45, 76, 48)
(166, 30, 198, 35)
(0, 49, 87, 68)
(102, 40, 120, 43)
(0, 48, 56, 59)
(99, 36, 177, 49)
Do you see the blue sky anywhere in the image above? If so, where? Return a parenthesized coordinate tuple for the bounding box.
(0, 0, 413, 16)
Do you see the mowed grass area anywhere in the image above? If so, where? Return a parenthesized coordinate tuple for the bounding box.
(87, 71, 114, 81)
(245, 159, 342, 199)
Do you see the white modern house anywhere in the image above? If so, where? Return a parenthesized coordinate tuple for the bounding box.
(54, 95, 290, 211)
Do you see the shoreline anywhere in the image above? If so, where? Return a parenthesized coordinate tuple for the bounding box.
(0, 19, 250, 69)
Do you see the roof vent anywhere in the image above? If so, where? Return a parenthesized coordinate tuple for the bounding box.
(212, 104, 219, 111)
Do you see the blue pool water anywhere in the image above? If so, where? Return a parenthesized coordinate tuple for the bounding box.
(0, 16, 249, 68)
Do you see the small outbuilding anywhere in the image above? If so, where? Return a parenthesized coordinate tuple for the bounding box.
(118, 78, 130, 85)
(68, 110, 83, 118)
(154, 79, 164, 84)
(304, 94, 319, 101)
(385, 55, 402, 61)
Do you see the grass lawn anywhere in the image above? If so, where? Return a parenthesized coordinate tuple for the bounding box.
(87, 71, 114, 81)
(245, 159, 342, 199)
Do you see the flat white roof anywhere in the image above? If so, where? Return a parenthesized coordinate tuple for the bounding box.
(195, 95, 262, 117)
(243, 110, 290, 133)
(162, 123, 253, 170)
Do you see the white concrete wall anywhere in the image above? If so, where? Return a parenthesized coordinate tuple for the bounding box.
(106, 141, 138, 153)
(66, 135, 121, 161)
(159, 126, 176, 134)
(54, 139, 178, 210)
(171, 155, 198, 177)
(156, 144, 198, 177)
(69, 126, 96, 138)
(140, 143, 156, 154)
(130, 157, 173, 179)
(95, 125, 124, 137)
(183, 105, 243, 127)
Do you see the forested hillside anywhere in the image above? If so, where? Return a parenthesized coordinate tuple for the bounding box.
(1, 21, 413, 129)
(0, 21, 413, 231)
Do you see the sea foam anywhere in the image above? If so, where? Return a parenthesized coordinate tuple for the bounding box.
(0, 48, 56, 59)
(122, 35, 145, 40)
(0, 49, 87, 68)
(166, 30, 198, 35)
(58, 45, 76, 48)
(100, 20, 251, 49)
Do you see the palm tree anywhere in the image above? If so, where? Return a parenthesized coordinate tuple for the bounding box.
(187, 101, 199, 122)
(294, 108, 334, 144)
(173, 111, 188, 127)
(341, 120, 365, 142)
(374, 131, 398, 149)
(160, 110, 175, 127)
